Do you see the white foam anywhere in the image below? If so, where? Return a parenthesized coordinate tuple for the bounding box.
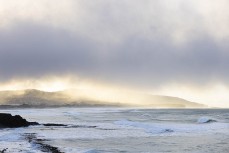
(141, 113, 152, 117)
(84, 149, 100, 153)
(63, 111, 81, 116)
(114, 119, 229, 135)
(62, 148, 100, 153)
(114, 119, 174, 134)
(0, 128, 43, 153)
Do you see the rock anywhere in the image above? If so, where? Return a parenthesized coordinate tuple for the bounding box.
(0, 148, 8, 153)
(0, 113, 39, 128)
(0, 113, 97, 129)
(24, 133, 63, 153)
(43, 123, 67, 127)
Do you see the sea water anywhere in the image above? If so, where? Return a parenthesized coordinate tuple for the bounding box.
(0, 108, 229, 153)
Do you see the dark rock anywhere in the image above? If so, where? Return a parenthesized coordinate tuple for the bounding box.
(0, 148, 8, 153)
(69, 125, 97, 128)
(164, 129, 174, 133)
(0, 113, 98, 130)
(0, 113, 39, 128)
(43, 123, 67, 127)
(24, 133, 63, 153)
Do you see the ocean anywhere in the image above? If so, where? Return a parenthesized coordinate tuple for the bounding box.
(0, 108, 229, 153)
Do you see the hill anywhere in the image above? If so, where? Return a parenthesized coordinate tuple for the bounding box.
(0, 89, 206, 108)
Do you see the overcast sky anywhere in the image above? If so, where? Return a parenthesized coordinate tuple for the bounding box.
(1, 0, 229, 107)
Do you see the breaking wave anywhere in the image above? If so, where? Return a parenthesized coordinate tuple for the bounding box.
(114, 119, 174, 134)
(114, 118, 228, 135)
(197, 117, 217, 124)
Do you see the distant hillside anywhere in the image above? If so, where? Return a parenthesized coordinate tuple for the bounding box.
(136, 95, 206, 108)
(0, 89, 68, 105)
(0, 89, 124, 107)
(0, 89, 206, 108)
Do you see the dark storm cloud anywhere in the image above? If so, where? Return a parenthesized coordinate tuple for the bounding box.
(0, 23, 98, 80)
(1, 22, 229, 87)
(101, 35, 229, 87)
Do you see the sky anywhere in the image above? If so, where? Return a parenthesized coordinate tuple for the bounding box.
(0, 0, 229, 107)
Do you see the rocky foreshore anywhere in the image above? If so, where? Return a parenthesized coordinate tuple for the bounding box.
(0, 113, 64, 153)
(0, 113, 72, 128)
(0, 113, 99, 152)
(0, 113, 39, 128)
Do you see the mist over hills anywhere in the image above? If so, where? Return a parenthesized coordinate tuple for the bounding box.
(0, 89, 122, 107)
(0, 89, 206, 108)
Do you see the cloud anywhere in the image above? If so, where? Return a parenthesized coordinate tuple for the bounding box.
(2, 0, 229, 44)
(1, 0, 229, 106)
(0, 21, 229, 87)
(0, 23, 97, 80)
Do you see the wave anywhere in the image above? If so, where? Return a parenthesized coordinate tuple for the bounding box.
(197, 117, 217, 124)
(114, 119, 228, 135)
(63, 111, 81, 116)
(84, 149, 101, 153)
(114, 119, 174, 134)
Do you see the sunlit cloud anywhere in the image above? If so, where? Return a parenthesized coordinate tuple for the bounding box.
(0, 76, 72, 92)
(151, 82, 229, 108)
(0, 76, 229, 107)
(0, 0, 229, 107)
